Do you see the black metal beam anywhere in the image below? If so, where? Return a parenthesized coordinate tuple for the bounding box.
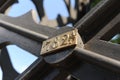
(0, 0, 17, 13)
(74, 47, 120, 73)
(0, 11, 57, 56)
(0, 47, 19, 80)
(84, 13, 120, 69)
(74, 0, 120, 43)
(0, 27, 42, 56)
(16, 58, 68, 80)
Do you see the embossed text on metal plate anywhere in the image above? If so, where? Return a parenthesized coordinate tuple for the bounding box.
(40, 29, 79, 55)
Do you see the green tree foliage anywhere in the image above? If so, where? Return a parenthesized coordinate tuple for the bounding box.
(111, 34, 120, 44)
(91, 0, 101, 8)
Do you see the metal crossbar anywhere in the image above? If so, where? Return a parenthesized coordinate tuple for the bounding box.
(0, 0, 120, 80)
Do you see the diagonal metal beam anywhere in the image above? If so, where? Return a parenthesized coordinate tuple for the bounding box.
(0, 11, 57, 56)
(0, 47, 19, 80)
(0, 11, 57, 41)
(0, 0, 17, 13)
(16, 58, 69, 80)
(74, 0, 120, 43)
(40, 0, 120, 79)
(0, 27, 42, 56)
(14, 27, 75, 80)
(84, 13, 120, 68)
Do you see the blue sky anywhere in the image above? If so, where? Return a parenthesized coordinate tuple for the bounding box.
(0, 0, 75, 79)
(7, 0, 69, 20)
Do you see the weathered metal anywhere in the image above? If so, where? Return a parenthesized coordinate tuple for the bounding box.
(41, 29, 84, 56)
(0, 0, 120, 80)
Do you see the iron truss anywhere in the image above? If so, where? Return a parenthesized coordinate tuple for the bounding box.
(0, 0, 120, 80)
